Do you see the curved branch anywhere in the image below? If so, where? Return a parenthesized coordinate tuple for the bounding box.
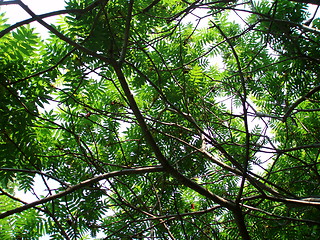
(0, 166, 164, 219)
(111, 60, 237, 210)
(0, 9, 81, 38)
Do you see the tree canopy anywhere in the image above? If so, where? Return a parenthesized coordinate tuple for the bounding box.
(1, 0, 320, 239)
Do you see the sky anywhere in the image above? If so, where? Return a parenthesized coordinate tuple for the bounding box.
(3, 0, 66, 23)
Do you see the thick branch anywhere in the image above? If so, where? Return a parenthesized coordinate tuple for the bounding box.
(0, 0, 19, 6)
(111, 60, 237, 210)
(0, 166, 164, 219)
(0, 10, 80, 38)
(233, 208, 251, 240)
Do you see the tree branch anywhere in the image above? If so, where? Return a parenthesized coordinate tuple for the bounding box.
(0, 0, 109, 38)
(15, 0, 112, 64)
(0, 166, 164, 219)
(266, 195, 320, 207)
(0, 0, 19, 6)
(111, 60, 237, 210)
(279, 143, 320, 153)
(283, 85, 320, 121)
(0, 10, 79, 38)
(243, 203, 320, 225)
(119, 0, 134, 64)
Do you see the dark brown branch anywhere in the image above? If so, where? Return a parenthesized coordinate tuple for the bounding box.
(0, 0, 108, 38)
(210, 25, 251, 240)
(119, 0, 134, 64)
(0, 10, 80, 38)
(125, 56, 287, 201)
(279, 143, 320, 153)
(0, 166, 164, 219)
(0, 0, 19, 6)
(140, 206, 223, 222)
(259, 18, 320, 35)
(266, 195, 320, 207)
(283, 85, 320, 121)
(15, 0, 112, 64)
(233, 208, 251, 240)
(111, 60, 237, 210)
(294, 108, 320, 113)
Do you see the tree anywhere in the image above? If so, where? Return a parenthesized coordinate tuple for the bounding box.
(0, 0, 320, 239)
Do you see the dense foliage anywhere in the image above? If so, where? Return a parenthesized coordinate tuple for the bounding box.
(1, 0, 320, 239)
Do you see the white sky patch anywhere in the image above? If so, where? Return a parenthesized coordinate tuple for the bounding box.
(2, 0, 66, 22)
